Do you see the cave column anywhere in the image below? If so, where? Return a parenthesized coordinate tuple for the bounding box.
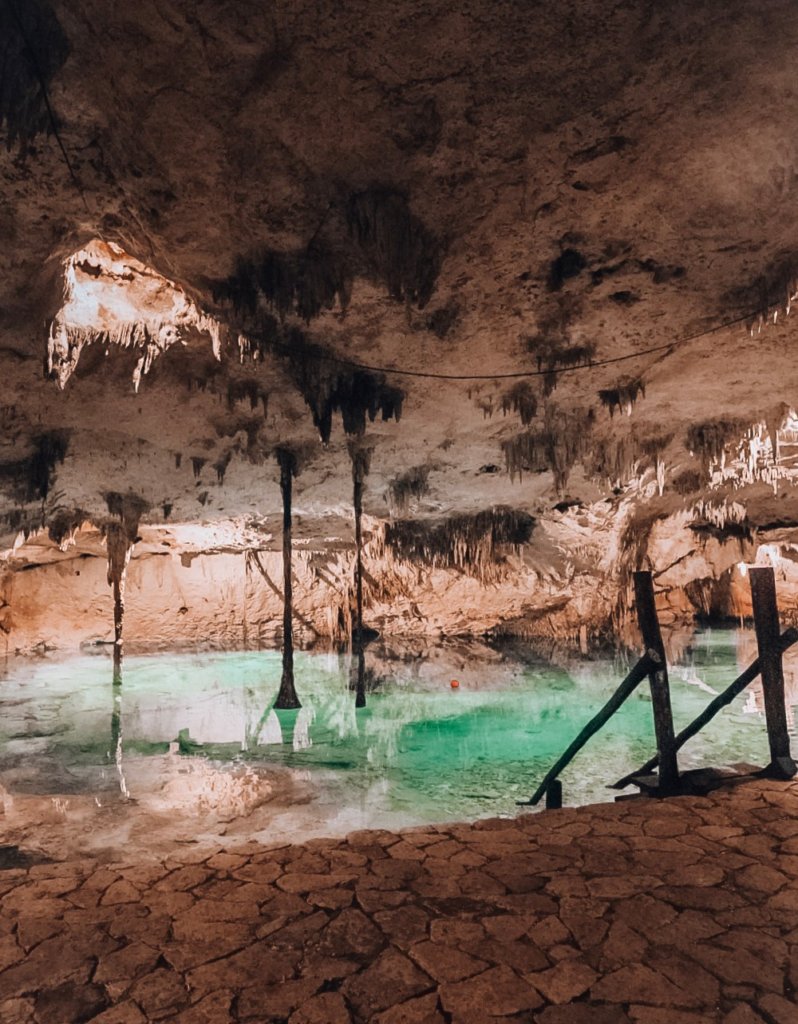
(274, 448, 301, 709)
(749, 566, 797, 778)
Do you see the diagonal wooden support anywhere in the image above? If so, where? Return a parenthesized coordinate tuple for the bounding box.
(634, 571, 679, 794)
(749, 566, 796, 779)
(612, 626, 798, 789)
(519, 649, 659, 806)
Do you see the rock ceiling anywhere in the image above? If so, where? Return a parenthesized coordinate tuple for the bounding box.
(4, 0, 798, 642)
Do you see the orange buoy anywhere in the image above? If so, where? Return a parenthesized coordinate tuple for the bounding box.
(450, 679, 460, 689)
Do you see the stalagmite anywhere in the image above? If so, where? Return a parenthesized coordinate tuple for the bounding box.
(273, 447, 301, 710)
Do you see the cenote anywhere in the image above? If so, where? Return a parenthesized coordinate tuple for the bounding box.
(0, 627, 792, 859)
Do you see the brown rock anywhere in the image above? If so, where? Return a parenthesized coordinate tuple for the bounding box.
(277, 872, 358, 893)
(187, 942, 299, 997)
(81, 1002, 147, 1024)
(171, 989, 235, 1023)
(129, 967, 188, 1017)
(375, 906, 431, 948)
(101, 880, 141, 906)
(289, 992, 352, 1023)
(318, 908, 385, 958)
(342, 949, 434, 1018)
(95, 941, 161, 983)
(534, 1005, 632, 1024)
(33, 981, 108, 1023)
(439, 965, 543, 1016)
(629, 1006, 720, 1022)
(374, 993, 445, 1023)
(529, 959, 597, 1003)
(409, 941, 488, 982)
(757, 994, 798, 1024)
(722, 1007, 767, 1023)
(735, 864, 789, 893)
(690, 944, 784, 994)
(238, 977, 322, 1019)
(591, 965, 701, 1008)
(599, 921, 649, 970)
(308, 888, 354, 910)
(527, 915, 571, 949)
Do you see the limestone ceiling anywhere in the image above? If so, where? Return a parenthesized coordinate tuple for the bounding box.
(4, 0, 798, 553)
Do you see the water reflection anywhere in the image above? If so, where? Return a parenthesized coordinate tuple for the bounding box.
(0, 627, 794, 859)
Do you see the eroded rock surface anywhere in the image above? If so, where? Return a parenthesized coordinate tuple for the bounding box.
(5, 2, 798, 639)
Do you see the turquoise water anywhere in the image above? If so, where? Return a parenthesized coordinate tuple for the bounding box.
(0, 629, 791, 854)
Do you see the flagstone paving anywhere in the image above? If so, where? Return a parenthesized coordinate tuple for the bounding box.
(2, 780, 797, 1023)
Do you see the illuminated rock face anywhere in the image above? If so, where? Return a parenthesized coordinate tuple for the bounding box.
(5, 1, 798, 643)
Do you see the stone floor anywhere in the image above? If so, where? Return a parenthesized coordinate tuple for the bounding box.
(1, 781, 797, 1024)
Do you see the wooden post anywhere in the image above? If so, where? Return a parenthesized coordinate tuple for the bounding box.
(545, 780, 563, 809)
(613, 626, 798, 788)
(634, 571, 679, 794)
(749, 567, 796, 778)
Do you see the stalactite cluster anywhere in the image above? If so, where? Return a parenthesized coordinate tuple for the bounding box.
(47, 246, 222, 392)
(525, 336, 596, 394)
(286, 343, 404, 444)
(685, 417, 746, 471)
(213, 243, 352, 323)
(689, 499, 752, 541)
(346, 188, 441, 308)
(386, 466, 430, 515)
(502, 406, 595, 491)
(226, 378, 269, 415)
(384, 506, 535, 581)
(586, 428, 673, 489)
(598, 377, 646, 417)
(501, 382, 538, 425)
(0, 0, 68, 151)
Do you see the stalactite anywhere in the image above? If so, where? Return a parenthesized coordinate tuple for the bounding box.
(227, 378, 269, 415)
(47, 245, 222, 390)
(213, 243, 351, 322)
(285, 340, 404, 444)
(501, 381, 538, 425)
(346, 187, 442, 308)
(384, 506, 535, 582)
(685, 417, 746, 472)
(47, 507, 87, 549)
(386, 465, 430, 515)
(273, 447, 301, 709)
(585, 428, 673, 490)
(502, 406, 594, 491)
(102, 492, 148, 680)
(524, 337, 596, 395)
(598, 377, 645, 417)
(690, 499, 752, 541)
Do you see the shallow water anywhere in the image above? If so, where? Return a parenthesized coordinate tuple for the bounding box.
(0, 628, 793, 859)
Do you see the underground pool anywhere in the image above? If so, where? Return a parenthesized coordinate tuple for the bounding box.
(0, 628, 790, 861)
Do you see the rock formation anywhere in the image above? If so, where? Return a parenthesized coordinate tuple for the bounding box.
(4, 1, 798, 649)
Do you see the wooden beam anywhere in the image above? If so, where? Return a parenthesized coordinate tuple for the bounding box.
(519, 650, 659, 806)
(634, 571, 679, 793)
(612, 626, 798, 788)
(749, 566, 796, 778)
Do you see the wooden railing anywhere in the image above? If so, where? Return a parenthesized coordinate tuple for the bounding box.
(520, 566, 798, 809)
